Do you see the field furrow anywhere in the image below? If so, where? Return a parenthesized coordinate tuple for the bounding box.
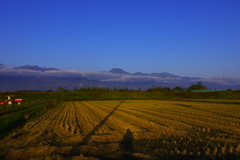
(1, 100, 240, 160)
(83, 101, 141, 133)
(73, 102, 83, 135)
(89, 101, 175, 134)
(2, 105, 62, 147)
(120, 103, 240, 135)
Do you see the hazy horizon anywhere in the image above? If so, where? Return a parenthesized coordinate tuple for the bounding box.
(1, 0, 240, 79)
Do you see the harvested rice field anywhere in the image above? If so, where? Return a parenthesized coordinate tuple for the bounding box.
(1, 100, 240, 159)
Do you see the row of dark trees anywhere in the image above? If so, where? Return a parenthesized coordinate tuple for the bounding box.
(148, 82, 207, 92)
(51, 82, 208, 92)
(54, 86, 142, 92)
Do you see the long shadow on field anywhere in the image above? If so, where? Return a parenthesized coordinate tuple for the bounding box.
(175, 104, 192, 108)
(70, 101, 124, 156)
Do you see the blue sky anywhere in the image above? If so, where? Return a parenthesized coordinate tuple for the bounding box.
(1, 0, 240, 79)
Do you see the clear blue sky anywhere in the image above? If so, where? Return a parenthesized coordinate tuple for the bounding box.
(1, 0, 240, 78)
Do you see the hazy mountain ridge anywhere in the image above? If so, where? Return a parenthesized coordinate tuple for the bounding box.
(0, 75, 102, 92)
(108, 68, 131, 75)
(210, 77, 240, 82)
(133, 72, 149, 76)
(108, 68, 179, 78)
(0, 64, 239, 91)
(14, 65, 59, 72)
(150, 72, 179, 78)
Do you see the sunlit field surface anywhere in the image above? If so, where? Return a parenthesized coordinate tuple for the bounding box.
(1, 100, 240, 159)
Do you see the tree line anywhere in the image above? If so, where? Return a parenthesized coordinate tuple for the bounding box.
(148, 82, 208, 92)
(16, 82, 234, 93)
(50, 82, 211, 92)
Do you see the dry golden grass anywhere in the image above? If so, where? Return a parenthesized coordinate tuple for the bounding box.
(0, 100, 239, 159)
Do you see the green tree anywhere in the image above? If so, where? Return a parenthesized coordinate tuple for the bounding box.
(56, 86, 69, 92)
(173, 86, 185, 91)
(187, 82, 207, 91)
(46, 89, 53, 92)
(148, 86, 171, 92)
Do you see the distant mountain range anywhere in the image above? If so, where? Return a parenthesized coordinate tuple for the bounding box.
(110, 68, 180, 78)
(0, 64, 240, 91)
(14, 65, 59, 72)
(109, 68, 131, 75)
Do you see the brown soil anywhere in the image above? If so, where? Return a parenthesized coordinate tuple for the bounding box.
(1, 100, 239, 159)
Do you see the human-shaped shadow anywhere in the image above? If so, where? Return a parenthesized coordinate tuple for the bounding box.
(120, 129, 135, 159)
